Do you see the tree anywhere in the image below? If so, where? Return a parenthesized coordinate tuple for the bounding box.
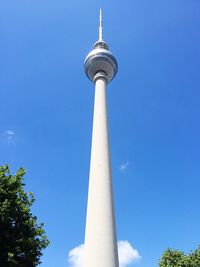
(159, 246, 200, 267)
(0, 165, 49, 266)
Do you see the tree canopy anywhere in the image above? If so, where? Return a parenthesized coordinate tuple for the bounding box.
(159, 246, 200, 267)
(0, 165, 49, 266)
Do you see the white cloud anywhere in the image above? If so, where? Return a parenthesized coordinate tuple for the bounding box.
(119, 161, 130, 172)
(4, 130, 15, 143)
(118, 241, 141, 267)
(68, 244, 84, 267)
(68, 241, 141, 267)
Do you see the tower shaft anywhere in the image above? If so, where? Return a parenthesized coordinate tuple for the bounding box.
(84, 73, 119, 267)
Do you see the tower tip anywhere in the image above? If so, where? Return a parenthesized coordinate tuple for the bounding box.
(99, 9, 103, 41)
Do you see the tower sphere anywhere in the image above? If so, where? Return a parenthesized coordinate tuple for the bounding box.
(84, 41, 118, 82)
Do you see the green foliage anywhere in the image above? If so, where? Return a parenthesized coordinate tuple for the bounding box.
(0, 165, 49, 267)
(159, 246, 200, 267)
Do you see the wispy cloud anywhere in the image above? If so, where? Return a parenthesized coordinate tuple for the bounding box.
(68, 241, 141, 267)
(3, 130, 15, 144)
(119, 161, 130, 172)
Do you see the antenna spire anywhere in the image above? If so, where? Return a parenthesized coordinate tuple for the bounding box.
(99, 9, 103, 41)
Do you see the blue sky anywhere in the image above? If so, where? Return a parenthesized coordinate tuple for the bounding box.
(1, 0, 200, 266)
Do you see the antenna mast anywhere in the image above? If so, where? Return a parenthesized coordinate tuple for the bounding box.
(99, 9, 103, 41)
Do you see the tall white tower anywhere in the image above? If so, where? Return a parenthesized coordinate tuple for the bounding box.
(83, 10, 119, 267)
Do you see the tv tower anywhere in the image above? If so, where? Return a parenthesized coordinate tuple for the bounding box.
(83, 10, 119, 267)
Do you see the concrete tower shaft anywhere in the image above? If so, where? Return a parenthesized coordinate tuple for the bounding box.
(83, 10, 119, 267)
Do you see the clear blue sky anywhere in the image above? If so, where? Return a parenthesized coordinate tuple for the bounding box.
(1, 0, 200, 266)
